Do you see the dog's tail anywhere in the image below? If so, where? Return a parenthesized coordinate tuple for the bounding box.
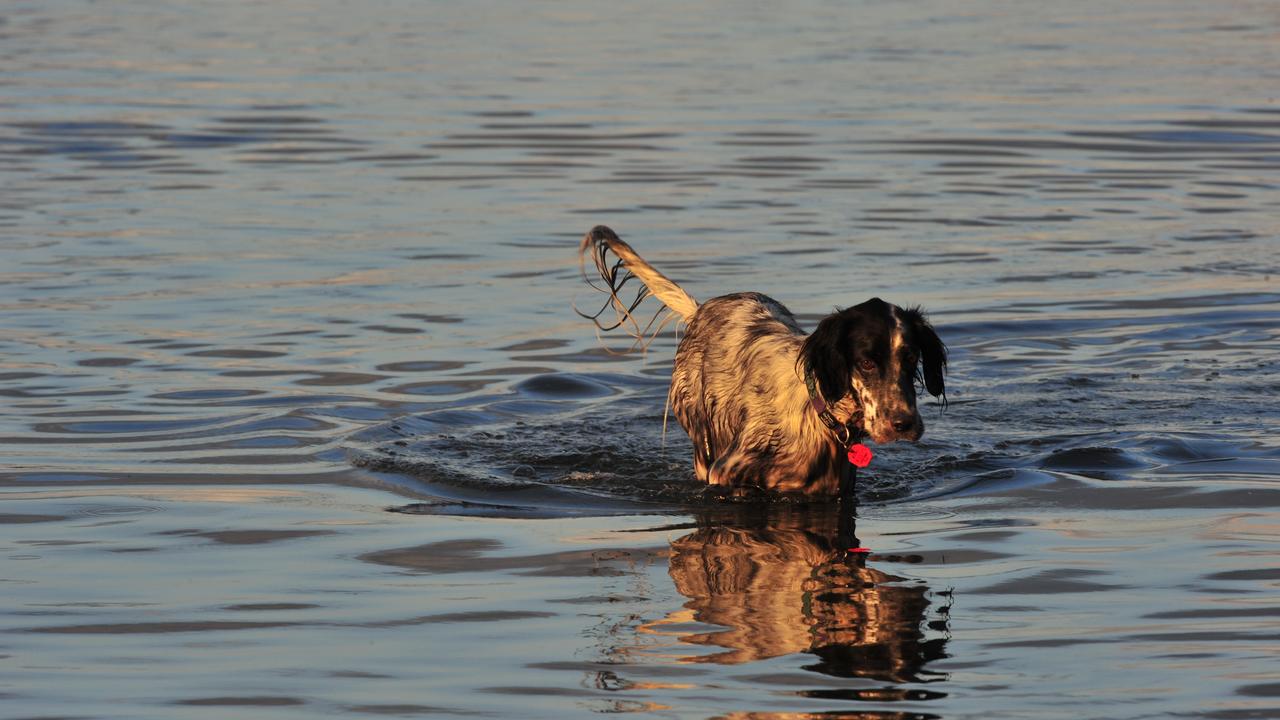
(577, 225, 699, 343)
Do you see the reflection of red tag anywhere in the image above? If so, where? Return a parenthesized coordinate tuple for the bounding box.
(847, 443, 873, 468)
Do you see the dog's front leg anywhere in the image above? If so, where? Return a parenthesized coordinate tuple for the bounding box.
(708, 443, 756, 488)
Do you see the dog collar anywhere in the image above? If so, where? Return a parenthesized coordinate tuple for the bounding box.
(803, 366, 863, 446)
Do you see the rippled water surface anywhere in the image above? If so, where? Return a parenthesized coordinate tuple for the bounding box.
(3, 1, 1279, 718)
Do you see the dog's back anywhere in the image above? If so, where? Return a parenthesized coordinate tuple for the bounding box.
(669, 292, 842, 492)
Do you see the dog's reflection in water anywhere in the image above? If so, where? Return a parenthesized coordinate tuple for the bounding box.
(662, 508, 949, 683)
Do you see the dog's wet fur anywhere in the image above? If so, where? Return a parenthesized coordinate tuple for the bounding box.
(579, 226, 946, 496)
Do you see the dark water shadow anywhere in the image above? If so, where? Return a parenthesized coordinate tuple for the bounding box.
(347, 370, 702, 517)
(349, 369, 1280, 517)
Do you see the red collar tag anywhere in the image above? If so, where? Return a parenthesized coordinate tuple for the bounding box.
(847, 443, 873, 468)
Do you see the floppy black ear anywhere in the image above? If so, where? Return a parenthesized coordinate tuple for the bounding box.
(800, 311, 852, 402)
(905, 308, 947, 398)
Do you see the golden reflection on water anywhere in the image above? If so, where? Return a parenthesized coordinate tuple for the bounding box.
(652, 509, 949, 683)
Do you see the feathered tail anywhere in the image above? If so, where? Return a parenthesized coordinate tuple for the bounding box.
(577, 225, 698, 346)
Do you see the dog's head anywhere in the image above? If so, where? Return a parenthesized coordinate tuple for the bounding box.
(800, 298, 947, 444)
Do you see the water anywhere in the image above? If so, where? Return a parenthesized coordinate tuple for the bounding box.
(2, 1, 1278, 717)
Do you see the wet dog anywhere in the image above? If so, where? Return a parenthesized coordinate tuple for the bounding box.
(579, 225, 946, 496)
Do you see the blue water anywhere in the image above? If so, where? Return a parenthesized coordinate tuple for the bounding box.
(1, 1, 1278, 718)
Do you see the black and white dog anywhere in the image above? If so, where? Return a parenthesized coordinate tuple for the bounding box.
(579, 225, 946, 496)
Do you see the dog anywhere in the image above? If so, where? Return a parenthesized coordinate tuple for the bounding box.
(578, 225, 946, 496)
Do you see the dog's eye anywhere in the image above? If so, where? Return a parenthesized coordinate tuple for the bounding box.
(857, 359, 876, 373)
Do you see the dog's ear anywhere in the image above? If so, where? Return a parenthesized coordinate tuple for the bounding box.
(905, 308, 947, 398)
(800, 311, 853, 402)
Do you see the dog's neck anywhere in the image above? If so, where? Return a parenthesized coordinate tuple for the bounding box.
(759, 364, 859, 494)
(801, 365, 863, 445)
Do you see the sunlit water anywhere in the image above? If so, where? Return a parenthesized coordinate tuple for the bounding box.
(2, 1, 1278, 718)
